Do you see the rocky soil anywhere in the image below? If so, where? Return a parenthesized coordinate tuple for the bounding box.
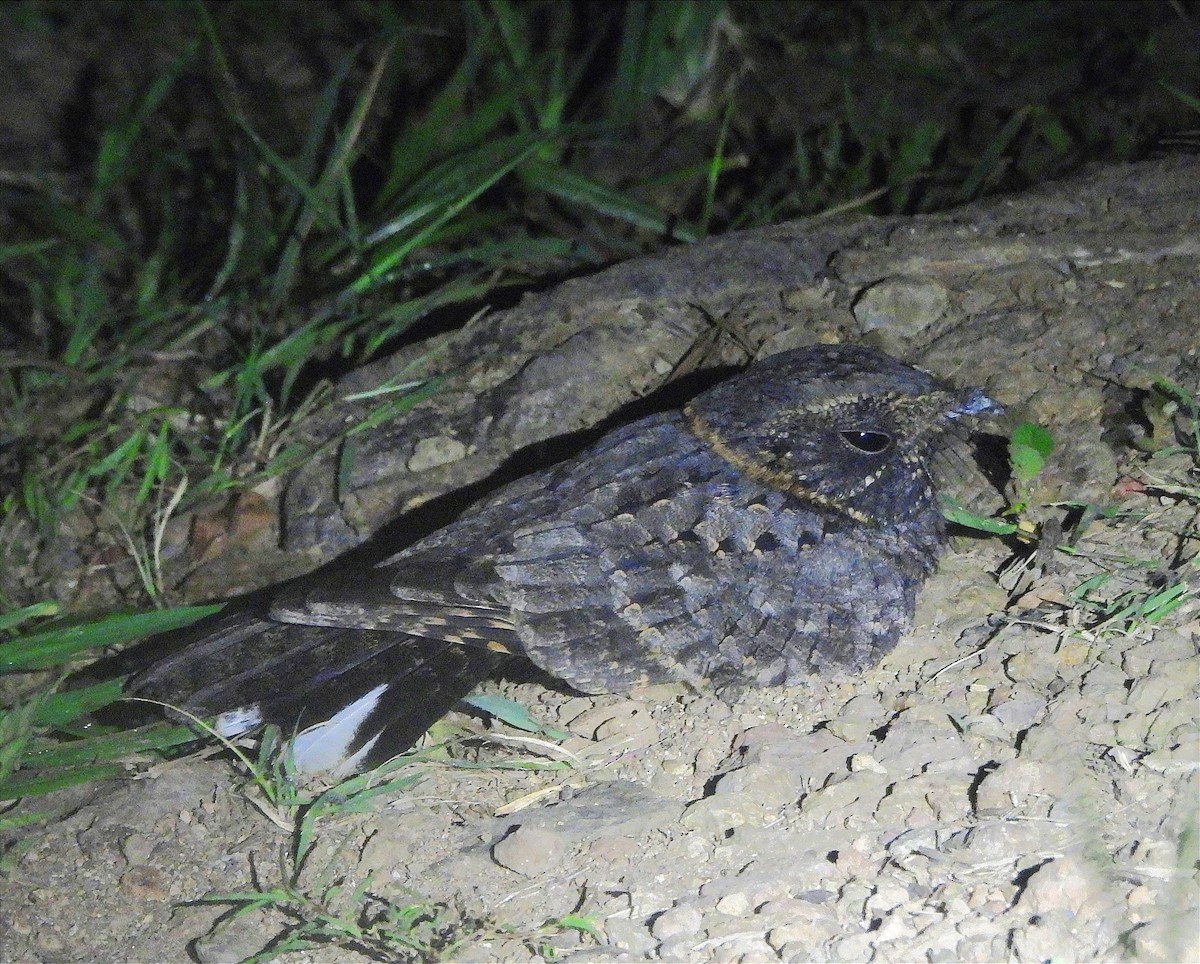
(3, 158, 1198, 962)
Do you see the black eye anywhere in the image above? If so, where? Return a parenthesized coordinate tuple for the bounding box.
(840, 430, 892, 454)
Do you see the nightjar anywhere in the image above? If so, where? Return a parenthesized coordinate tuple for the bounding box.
(131, 344, 1000, 774)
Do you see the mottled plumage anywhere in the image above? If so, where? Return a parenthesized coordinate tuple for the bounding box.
(132, 344, 999, 774)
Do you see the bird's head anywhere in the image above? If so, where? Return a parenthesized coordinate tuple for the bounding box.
(685, 344, 1001, 527)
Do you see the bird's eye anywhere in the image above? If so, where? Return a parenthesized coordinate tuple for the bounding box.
(839, 430, 892, 454)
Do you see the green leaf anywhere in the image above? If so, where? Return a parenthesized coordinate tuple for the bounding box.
(1034, 112, 1073, 154)
(553, 913, 604, 942)
(889, 120, 944, 210)
(29, 677, 126, 727)
(461, 693, 569, 739)
(960, 104, 1033, 201)
(14, 723, 199, 770)
(1160, 80, 1200, 115)
(520, 158, 699, 242)
(1009, 422, 1055, 484)
(1151, 374, 1198, 412)
(942, 499, 1019, 535)
(0, 605, 224, 672)
(1140, 583, 1190, 624)
(0, 763, 128, 800)
(0, 601, 60, 634)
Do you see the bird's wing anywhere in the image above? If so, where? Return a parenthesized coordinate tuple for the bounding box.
(267, 553, 521, 654)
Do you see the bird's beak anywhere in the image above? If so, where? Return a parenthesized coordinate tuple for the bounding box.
(947, 389, 1004, 420)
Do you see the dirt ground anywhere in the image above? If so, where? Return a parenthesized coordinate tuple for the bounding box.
(3, 159, 1199, 962)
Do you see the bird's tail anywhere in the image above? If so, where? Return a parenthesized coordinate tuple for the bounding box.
(128, 608, 506, 775)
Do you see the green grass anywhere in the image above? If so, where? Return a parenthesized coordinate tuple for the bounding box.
(185, 718, 583, 962)
(180, 731, 464, 962)
(0, 604, 221, 801)
(1, 3, 729, 606)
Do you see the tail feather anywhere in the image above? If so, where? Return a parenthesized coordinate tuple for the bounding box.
(283, 637, 507, 773)
(129, 612, 507, 772)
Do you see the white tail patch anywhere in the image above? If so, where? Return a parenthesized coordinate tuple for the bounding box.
(215, 705, 262, 737)
(291, 683, 388, 774)
(330, 730, 382, 779)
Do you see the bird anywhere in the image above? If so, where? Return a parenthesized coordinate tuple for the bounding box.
(130, 343, 1001, 775)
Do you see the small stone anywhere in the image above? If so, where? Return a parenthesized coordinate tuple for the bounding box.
(680, 795, 751, 833)
(660, 756, 691, 776)
(865, 882, 910, 916)
(407, 435, 467, 472)
(972, 759, 1054, 814)
(768, 922, 825, 952)
(779, 939, 824, 963)
(120, 833, 156, 866)
(568, 700, 638, 738)
(35, 930, 65, 953)
(594, 706, 657, 745)
(1141, 734, 1200, 773)
(193, 909, 272, 964)
(715, 892, 751, 916)
(989, 698, 1045, 731)
(853, 276, 950, 338)
(849, 752, 887, 773)
(734, 723, 791, 747)
(830, 932, 878, 962)
(957, 934, 1005, 962)
(702, 699, 732, 722)
(1017, 855, 1099, 915)
(492, 824, 568, 876)
(118, 865, 169, 902)
(651, 903, 704, 941)
(603, 917, 658, 954)
(710, 935, 776, 960)
(1009, 909, 1087, 962)
(873, 913, 912, 941)
(589, 835, 639, 862)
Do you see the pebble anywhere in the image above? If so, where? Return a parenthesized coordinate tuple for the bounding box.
(872, 913, 913, 942)
(191, 909, 272, 964)
(491, 824, 567, 876)
(651, 902, 703, 940)
(865, 882, 910, 916)
(120, 833, 156, 866)
(853, 276, 949, 338)
(972, 758, 1054, 813)
(830, 931, 880, 962)
(714, 892, 751, 916)
(767, 919, 828, 952)
(680, 794, 753, 832)
(1008, 909, 1086, 961)
(849, 752, 887, 773)
(406, 435, 466, 471)
(707, 933, 776, 960)
(35, 930, 65, 953)
(117, 865, 170, 902)
(1016, 855, 1100, 915)
(1141, 733, 1200, 773)
(601, 917, 658, 955)
(956, 933, 1005, 962)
